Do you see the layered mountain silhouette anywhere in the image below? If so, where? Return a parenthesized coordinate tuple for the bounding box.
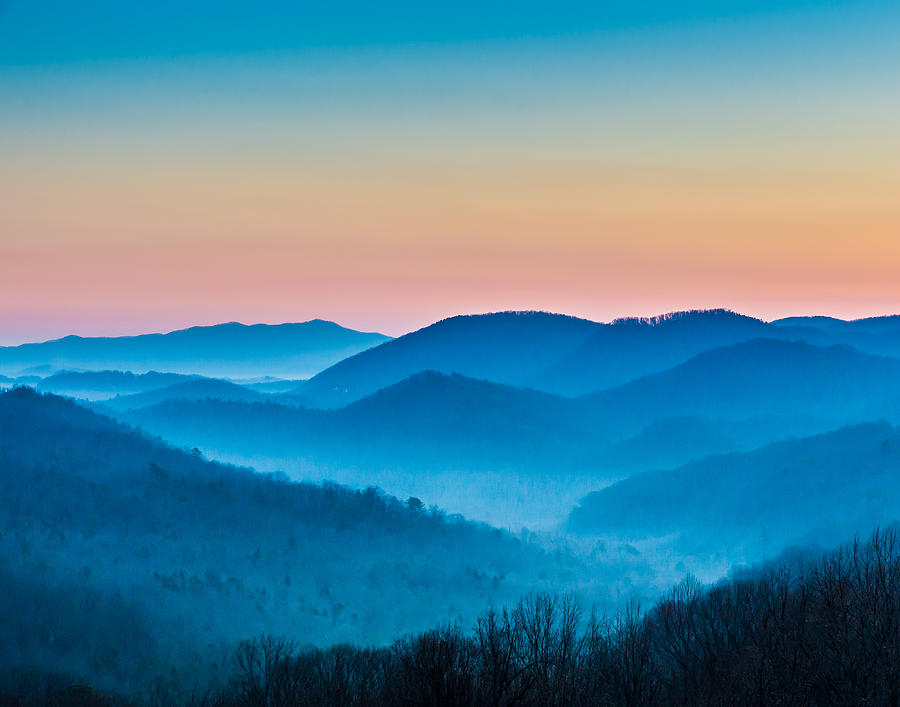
(0, 320, 390, 379)
(7, 307, 900, 699)
(115, 372, 611, 527)
(0, 388, 616, 691)
(120, 372, 601, 473)
(293, 309, 810, 406)
(586, 338, 900, 432)
(531, 309, 780, 395)
(98, 378, 270, 411)
(14, 309, 898, 406)
(292, 311, 601, 408)
(35, 369, 201, 400)
(772, 314, 900, 358)
(773, 314, 900, 335)
(123, 338, 900, 473)
(30, 369, 307, 404)
(111, 336, 900, 529)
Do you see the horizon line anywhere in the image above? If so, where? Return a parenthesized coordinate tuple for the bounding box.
(2, 307, 899, 349)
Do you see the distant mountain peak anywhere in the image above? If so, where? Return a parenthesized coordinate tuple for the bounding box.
(0, 320, 391, 379)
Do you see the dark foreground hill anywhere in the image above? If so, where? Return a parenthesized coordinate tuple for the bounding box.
(8, 527, 900, 706)
(0, 389, 638, 698)
(203, 529, 900, 707)
(0, 320, 390, 379)
(569, 421, 900, 560)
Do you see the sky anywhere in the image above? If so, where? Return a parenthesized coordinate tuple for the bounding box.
(1, 1, 898, 343)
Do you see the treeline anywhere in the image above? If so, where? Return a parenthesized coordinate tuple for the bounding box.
(8, 528, 899, 706)
(211, 527, 900, 706)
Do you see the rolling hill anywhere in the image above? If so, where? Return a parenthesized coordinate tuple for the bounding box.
(116, 372, 611, 528)
(293, 309, 807, 406)
(773, 314, 900, 335)
(569, 421, 900, 560)
(292, 311, 601, 408)
(35, 369, 200, 400)
(771, 314, 900, 358)
(0, 320, 391, 379)
(531, 309, 782, 395)
(585, 338, 900, 431)
(117, 339, 900, 528)
(99, 377, 269, 411)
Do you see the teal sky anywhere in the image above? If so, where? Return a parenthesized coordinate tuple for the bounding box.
(1, 1, 890, 63)
(1, 1, 898, 343)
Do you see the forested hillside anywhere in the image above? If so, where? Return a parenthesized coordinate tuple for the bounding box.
(570, 421, 900, 560)
(8, 528, 900, 705)
(0, 389, 646, 699)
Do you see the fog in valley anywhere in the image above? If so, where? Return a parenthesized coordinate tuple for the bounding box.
(4, 310, 900, 703)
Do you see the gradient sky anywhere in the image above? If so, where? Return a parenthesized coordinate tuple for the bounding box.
(1, 1, 898, 343)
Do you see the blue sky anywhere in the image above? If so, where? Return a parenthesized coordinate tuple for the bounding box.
(1, 1, 892, 63)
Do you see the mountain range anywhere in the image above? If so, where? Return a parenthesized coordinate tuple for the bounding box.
(110, 334, 900, 528)
(290, 309, 900, 407)
(6, 307, 900, 699)
(290, 311, 600, 408)
(0, 320, 391, 379)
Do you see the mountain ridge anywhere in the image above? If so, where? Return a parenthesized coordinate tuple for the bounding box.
(293, 311, 602, 408)
(0, 319, 391, 379)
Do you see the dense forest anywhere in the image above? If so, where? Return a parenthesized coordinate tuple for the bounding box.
(0, 389, 652, 701)
(5, 528, 900, 705)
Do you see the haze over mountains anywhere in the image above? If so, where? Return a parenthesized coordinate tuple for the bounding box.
(6, 308, 900, 528)
(5, 307, 900, 701)
(288, 308, 900, 408)
(2, 388, 646, 695)
(35, 370, 202, 401)
(292, 311, 601, 408)
(532, 309, 778, 395)
(570, 421, 900, 561)
(588, 338, 900, 430)
(99, 378, 269, 411)
(0, 320, 391, 379)
(772, 314, 900, 357)
(101, 316, 900, 528)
